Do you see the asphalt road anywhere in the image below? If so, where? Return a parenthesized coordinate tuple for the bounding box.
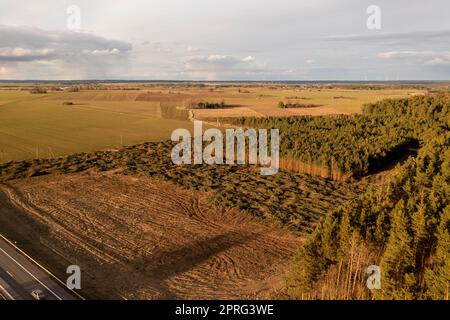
(0, 237, 77, 300)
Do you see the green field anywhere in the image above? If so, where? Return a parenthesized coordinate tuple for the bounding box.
(0, 91, 193, 163)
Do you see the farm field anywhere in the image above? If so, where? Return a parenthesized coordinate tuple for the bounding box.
(0, 172, 301, 299)
(0, 90, 193, 162)
(0, 140, 358, 233)
(189, 87, 421, 120)
(0, 85, 421, 163)
(0, 138, 358, 299)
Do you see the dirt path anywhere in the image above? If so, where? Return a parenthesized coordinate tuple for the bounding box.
(0, 173, 301, 299)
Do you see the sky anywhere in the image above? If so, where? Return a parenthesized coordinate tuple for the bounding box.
(0, 0, 450, 80)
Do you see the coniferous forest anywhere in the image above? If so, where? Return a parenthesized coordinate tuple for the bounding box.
(228, 95, 449, 180)
(286, 94, 449, 299)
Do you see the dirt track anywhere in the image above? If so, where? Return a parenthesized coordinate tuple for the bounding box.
(0, 173, 301, 299)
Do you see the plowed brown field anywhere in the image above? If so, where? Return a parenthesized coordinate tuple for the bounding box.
(0, 173, 301, 299)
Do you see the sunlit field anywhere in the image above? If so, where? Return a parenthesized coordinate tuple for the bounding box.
(0, 90, 193, 162)
(0, 85, 421, 163)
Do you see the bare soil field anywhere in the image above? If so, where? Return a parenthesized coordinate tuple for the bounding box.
(41, 91, 143, 101)
(0, 172, 301, 299)
(191, 106, 265, 120)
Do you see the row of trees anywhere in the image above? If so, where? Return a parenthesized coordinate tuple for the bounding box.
(29, 87, 47, 94)
(186, 100, 227, 109)
(288, 94, 450, 299)
(278, 101, 321, 109)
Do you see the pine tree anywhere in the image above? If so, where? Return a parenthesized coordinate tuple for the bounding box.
(424, 205, 450, 300)
(321, 211, 341, 260)
(378, 199, 416, 299)
(338, 212, 352, 258)
(374, 209, 390, 246)
(288, 228, 330, 295)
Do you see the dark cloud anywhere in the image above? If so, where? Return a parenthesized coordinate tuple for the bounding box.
(0, 25, 132, 78)
(0, 48, 57, 62)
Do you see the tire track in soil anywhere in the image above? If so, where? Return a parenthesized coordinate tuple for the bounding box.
(1, 173, 301, 299)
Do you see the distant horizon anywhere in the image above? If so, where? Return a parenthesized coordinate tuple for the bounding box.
(1, 79, 450, 83)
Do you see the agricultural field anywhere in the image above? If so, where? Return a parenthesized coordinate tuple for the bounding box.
(0, 140, 358, 233)
(189, 87, 422, 120)
(0, 173, 301, 299)
(0, 140, 357, 299)
(0, 84, 421, 163)
(0, 90, 193, 162)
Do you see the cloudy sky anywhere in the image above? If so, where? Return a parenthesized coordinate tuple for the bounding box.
(0, 0, 449, 80)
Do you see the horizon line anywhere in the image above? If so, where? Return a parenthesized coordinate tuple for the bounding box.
(1, 79, 449, 83)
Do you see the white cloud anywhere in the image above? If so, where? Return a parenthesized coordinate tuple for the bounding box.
(377, 51, 432, 59)
(323, 30, 450, 42)
(242, 56, 256, 62)
(206, 54, 228, 61)
(305, 59, 314, 64)
(378, 51, 450, 67)
(424, 58, 450, 67)
(83, 48, 121, 56)
(187, 45, 199, 52)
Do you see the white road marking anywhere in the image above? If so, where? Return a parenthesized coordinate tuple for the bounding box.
(0, 283, 15, 300)
(0, 247, 62, 300)
(6, 270, 14, 278)
(0, 235, 83, 300)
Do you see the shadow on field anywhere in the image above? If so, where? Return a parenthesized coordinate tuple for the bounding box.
(131, 231, 259, 299)
(0, 182, 264, 299)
